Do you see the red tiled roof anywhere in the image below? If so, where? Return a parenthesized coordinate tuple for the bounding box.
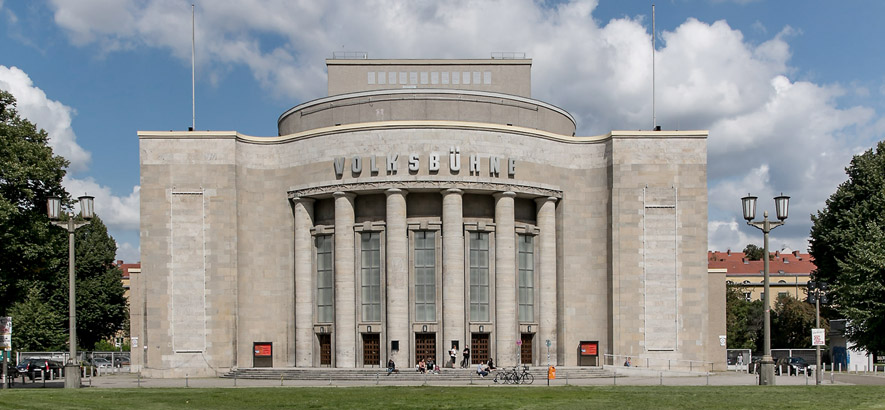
(115, 260, 141, 279)
(708, 250, 816, 275)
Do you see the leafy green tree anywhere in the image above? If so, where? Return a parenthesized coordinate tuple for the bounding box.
(810, 140, 885, 355)
(8, 286, 67, 351)
(46, 216, 127, 350)
(0, 90, 70, 315)
(771, 294, 826, 348)
(726, 285, 763, 351)
(743, 244, 764, 261)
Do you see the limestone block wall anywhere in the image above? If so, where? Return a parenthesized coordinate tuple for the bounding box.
(138, 133, 240, 377)
(608, 133, 710, 368)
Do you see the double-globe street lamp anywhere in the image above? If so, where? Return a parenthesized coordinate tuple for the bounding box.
(741, 193, 790, 386)
(806, 280, 829, 385)
(47, 195, 95, 389)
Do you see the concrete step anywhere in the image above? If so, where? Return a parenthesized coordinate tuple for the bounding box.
(221, 366, 612, 381)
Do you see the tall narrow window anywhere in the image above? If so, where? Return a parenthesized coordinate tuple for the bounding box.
(414, 231, 436, 322)
(518, 234, 534, 322)
(316, 235, 333, 323)
(469, 232, 490, 322)
(361, 232, 382, 322)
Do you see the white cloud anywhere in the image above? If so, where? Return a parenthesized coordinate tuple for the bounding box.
(115, 241, 140, 263)
(0, 66, 91, 173)
(64, 176, 140, 231)
(43, 0, 883, 253)
(0, 65, 140, 258)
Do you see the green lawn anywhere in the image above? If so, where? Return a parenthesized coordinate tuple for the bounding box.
(1, 386, 884, 409)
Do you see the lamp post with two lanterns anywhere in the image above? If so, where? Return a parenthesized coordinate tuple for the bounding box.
(47, 195, 95, 389)
(741, 193, 790, 386)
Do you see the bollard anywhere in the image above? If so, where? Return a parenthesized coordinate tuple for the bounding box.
(660, 372, 663, 386)
(281, 374, 284, 386)
(138, 372, 141, 387)
(566, 372, 569, 385)
(613, 370, 617, 385)
(469, 371, 473, 385)
(805, 370, 808, 385)
(376, 372, 379, 385)
(234, 372, 237, 387)
(706, 373, 709, 385)
(186, 374, 189, 388)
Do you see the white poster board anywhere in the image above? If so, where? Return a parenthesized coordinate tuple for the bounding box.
(812, 328, 825, 346)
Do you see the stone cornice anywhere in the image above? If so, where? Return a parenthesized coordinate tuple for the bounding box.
(288, 179, 562, 199)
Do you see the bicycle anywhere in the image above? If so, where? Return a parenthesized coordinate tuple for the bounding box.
(492, 366, 517, 384)
(516, 365, 534, 385)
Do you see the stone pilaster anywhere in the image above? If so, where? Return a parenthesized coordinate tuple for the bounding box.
(441, 188, 464, 364)
(494, 191, 517, 366)
(333, 191, 356, 367)
(535, 196, 557, 365)
(293, 197, 315, 367)
(385, 188, 409, 366)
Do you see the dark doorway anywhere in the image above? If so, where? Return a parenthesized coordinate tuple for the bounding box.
(471, 333, 490, 364)
(415, 333, 436, 364)
(318, 334, 332, 366)
(363, 333, 380, 366)
(520, 333, 534, 364)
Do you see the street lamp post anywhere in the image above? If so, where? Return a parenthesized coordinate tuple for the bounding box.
(806, 280, 828, 385)
(741, 193, 790, 386)
(47, 195, 95, 389)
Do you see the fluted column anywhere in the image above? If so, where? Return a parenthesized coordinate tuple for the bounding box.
(494, 191, 517, 366)
(385, 189, 409, 366)
(441, 188, 464, 363)
(535, 196, 557, 365)
(293, 197, 315, 367)
(333, 191, 356, 367)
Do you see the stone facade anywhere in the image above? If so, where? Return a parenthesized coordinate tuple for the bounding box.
(133, 59, 723, 377)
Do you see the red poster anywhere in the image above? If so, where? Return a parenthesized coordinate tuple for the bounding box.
(580, 342, 598, 356)
(254, 343, 272, 357)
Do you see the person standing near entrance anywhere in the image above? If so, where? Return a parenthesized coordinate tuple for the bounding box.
(461, 346, 470, 368)
(450, 345, 458, 368)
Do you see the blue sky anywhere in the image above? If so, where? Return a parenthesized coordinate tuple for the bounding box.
(2, 0, 883, 262)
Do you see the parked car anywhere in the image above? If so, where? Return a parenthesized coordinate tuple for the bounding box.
(16, 359, 63, 379)
(88, 358, 113, 368)
(775, 357, 809, 375)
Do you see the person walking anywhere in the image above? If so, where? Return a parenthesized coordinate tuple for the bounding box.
(450, 345, 458, 369)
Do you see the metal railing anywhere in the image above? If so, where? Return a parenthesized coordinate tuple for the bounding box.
(603, 354, 713, 372)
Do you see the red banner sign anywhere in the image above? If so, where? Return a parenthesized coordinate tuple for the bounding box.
(580, 342, 598, 356)
(254, 343, 272, 357)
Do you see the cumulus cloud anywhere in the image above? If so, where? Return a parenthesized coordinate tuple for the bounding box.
(0, 66, 140, 259)
(0, 66, 91, 173)
(43, 0, 883, 253)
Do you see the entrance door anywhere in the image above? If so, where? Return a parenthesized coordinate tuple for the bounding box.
(520, 333, 533, 364)
(363, 333, 380, 366)
(471, 333, 489, 365)
(318, 334, 332, 366)
(415, 333, 436, 364)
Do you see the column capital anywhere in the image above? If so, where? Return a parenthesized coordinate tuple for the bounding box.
(385, 188, 408, 197)
(290, 196, 316, 205)
(534, 196, 557, 205)
(493, 191, 517, 199)
(332, 191, 356, 200)
(441, 188, 463, 196)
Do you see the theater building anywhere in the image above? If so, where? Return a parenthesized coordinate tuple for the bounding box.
(133, 57, 724, 377)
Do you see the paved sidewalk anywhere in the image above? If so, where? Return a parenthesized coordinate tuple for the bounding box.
(6, 369, 873, 389)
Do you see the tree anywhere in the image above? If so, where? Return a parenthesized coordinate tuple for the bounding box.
(743, 244, 764, 261)
(810, 140, 885, 355)
(1, 90, 127, 351)
(46, 216, 127, 350)
(8, 286, 67, 351)
(771, 294, 826, 348)
(0, 90, 70, 315)
(726, 285, 763, 351)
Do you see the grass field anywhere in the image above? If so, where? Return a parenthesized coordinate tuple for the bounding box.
(1, 385, 884, 409)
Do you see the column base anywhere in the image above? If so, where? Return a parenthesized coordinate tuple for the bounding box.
(64, 363, 81, 388)
(758, 359, 776, 386)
